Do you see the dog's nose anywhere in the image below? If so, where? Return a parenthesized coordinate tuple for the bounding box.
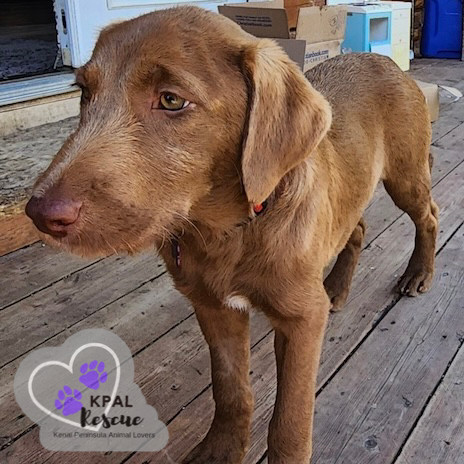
(25, 196, 82, 237)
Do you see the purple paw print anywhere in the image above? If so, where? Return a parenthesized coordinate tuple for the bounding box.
(79, 360, 108, 390)
(55, 385, 83, 416)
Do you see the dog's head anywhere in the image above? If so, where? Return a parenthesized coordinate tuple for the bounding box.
(26, 6, 331, 257)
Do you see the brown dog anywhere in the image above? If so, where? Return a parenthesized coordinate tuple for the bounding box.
(25, 6, 438, 463)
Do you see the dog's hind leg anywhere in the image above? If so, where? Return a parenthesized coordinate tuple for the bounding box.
(383, 157, 439, 296)
(324, 218, 366, 311)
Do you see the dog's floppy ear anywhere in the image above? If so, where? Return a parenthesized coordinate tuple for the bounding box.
(241, 39, 332, 205)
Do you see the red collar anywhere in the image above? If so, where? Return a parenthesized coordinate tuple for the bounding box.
(171, 199, 269, 268)
(253, 200, 268, 216)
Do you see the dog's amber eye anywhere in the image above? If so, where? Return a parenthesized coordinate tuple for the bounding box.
(159, 92, 189, 111)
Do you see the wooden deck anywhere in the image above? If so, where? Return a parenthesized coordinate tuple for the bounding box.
(1, 59, 464, 464)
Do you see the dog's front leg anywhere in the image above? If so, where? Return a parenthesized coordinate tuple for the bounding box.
(182, 303, 253, 464)
(268, 295, 329, 464)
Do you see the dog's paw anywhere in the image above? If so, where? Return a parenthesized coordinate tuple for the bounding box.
(397, 267, 434, 297)
(182, 430, 247, 464)
(328, 291, 349, 312)
(324, 279, 349, 312)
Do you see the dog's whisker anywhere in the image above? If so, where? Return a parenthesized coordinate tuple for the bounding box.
(231, 158, 244, 189)
(157, 225, 175, 254)
(155, 232, 166, 255)
(102, 235, 118, 256)
(174, 212, 208, 251)
(122, 238, 136, 255)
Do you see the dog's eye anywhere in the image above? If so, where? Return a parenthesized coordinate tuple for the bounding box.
(159, 92, 189, 111)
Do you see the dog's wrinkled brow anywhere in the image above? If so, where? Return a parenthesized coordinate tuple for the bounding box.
(137, 64, 210, 106)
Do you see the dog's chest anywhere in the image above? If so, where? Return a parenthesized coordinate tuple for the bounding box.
(161, 235, 260, 312)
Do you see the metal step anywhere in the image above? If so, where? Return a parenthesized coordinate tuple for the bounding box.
(0, 72, 76, 107)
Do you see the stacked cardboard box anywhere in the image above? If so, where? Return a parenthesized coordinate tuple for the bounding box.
(220, 1, 347, 72)
(284, 0, 326, 29)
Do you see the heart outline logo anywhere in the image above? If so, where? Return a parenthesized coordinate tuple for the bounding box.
(28, 342, 120, 431)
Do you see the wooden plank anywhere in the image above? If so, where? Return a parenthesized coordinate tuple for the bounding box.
(0, 209, 38, 257)
(0, 116, 76, 253)
(434, 121, 464, 151)
(0, 430, 48, 464)
(395, 345, 464, 464)
(431, 106, 464, 145)
(311, 224, 464, 464)
(0, 252, 164, 368)
(411, 59, 464, 94)
(0, 242, 99, 311)
(428, 147, 464, 184)
(0, 273, 192, 445)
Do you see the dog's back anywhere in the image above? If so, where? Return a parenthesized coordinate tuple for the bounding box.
(305, 53, 431, 180)
(305, 53, 428, 127)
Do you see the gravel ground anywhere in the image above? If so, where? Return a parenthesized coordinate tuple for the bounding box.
(0, 116, 78, 214)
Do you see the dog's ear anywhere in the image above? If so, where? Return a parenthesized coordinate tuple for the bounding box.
(241, 39, 332, 205)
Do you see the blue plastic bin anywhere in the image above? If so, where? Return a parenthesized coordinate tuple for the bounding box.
(421, 0, 463, 58)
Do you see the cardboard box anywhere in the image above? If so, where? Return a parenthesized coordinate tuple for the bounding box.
(415, 80, 439, 123)
(296, 6, 347, 71)
(219, 2, 347, 72)
(284, 0, 326, 30)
